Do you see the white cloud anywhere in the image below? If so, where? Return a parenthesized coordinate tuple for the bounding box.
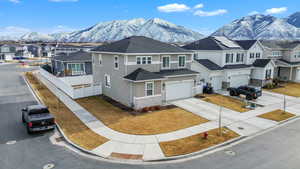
(9, 0, 20, 3)
(248, 11, 260, 15)
(49, 0, 78, 2)
(194, 9, 227, 16)
(265, 7, 287, 14)
(194, 4, 204, 9)
(157, 3, 190, 13)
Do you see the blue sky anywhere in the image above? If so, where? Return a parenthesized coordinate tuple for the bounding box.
(0, 0, 299, 36)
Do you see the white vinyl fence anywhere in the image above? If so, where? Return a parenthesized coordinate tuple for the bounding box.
(39, 67, 102, 99)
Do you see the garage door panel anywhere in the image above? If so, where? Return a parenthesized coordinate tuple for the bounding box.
(211, 76, 222, 91)
(166, 81, 193, 101)
(230, 75, 249, 87)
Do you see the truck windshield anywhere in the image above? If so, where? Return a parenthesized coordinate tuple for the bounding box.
(28, 108, 49, 115)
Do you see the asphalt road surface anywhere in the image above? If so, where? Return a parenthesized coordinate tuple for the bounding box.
(1, 63, 300, 169)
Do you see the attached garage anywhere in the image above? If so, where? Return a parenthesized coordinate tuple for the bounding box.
(210, 76, 223, 91)
(165, 80, 193, 101)
(230, 74, 249, 87)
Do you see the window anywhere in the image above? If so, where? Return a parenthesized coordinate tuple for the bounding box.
(241, 53, 244, 62)
(265, 69, 272, 79)
(114, 55, 119, 69)
(272, 51, 281, 57)
(250, 53, 255, 58)
(226, 54, 230, 63)
(67, 63, 85, 76)
(162, 56, 170, 69)
(231, 54, 234, 63)
(178, 55, 186, 68)
(136, 56, 152, 65)
(236, 53, 241, 62)
(256, 53, 261, 58)
(99, 55, 102, 65)
(104, 74, 111, 88)
(145, 82, 154, 96)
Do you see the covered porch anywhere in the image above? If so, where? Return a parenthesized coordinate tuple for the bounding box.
(275, 59, 300, 82)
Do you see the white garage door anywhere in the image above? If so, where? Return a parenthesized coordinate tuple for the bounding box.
(211, 76, 223, 91)
(230, 75, 249, 87)
(166, 81, 193, 101)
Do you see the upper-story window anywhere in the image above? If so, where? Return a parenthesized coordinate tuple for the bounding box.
(136, 56, 152, 65)
(250, 53, 255, 58)
(178, 55, 186, 68)
(99, 54, 102, 65)
(236, 53, 243, 62)
(294, 52, 300, 58)
(265, 69, 272, 79)
(272, 51, 282, 57)
(162, 56, 170, 69)
(256, 53, 261, 58)
(114, 55, 119, 69)
(225, 53, 234, 63)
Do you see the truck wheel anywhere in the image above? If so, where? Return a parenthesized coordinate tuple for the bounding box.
(22, 115, 25, 123)
(230, 91, 235, 96)
(246, 95, 253, 100)
(27, 126, 32, 134)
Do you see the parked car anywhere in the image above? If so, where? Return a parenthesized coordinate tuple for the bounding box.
(228, 86, 262, 100)
(22, 105, 55, 134)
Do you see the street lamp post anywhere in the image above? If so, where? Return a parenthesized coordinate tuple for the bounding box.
(219, 106, 222, 136)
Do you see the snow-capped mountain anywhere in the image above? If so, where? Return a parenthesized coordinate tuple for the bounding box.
(64, 18, 204, 43)
(20, 32, 54, 41)
(212, 12, 300, 40)
(287, 12, 300, 28)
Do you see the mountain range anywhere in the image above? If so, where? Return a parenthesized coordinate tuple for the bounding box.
(17, 18, 204, 43)
(212, 12, 300, 40)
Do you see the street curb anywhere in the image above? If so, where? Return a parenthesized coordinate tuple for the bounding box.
(22, 73, 108, 160)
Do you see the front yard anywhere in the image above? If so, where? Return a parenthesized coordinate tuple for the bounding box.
(76, 96, 209, 135)
(159, 127, 239, 157)
(258, 109, 295, 122)
(199, 94, 250, 112)
(265, 82, 300, 97)
(25, 72, 108, 150)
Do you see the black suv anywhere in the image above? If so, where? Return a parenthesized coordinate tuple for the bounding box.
(228, 86, 262, 100)
(22, 105, 55, 134)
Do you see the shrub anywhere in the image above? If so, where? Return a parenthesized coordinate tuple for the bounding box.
(141, 107, 149, 113)
(154, 105, 161, 111)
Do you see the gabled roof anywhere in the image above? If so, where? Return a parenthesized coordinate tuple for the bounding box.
(235, 40, 257, 50)
(278, 59, 300, 66)
(182, 36, 243, 51)
(53, 50, 92, 62)
(260, 40, 300, 50)
(195, 59, 223, 70)
(223, 64, 252, 69)
(92, 36, 191, 54)
(155, 69, 199, 77)
(124, 68, 165, 81)
(252, 59, 271, 68)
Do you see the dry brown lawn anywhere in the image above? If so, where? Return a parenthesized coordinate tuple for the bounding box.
(25, 72, 108, 150)
(265, 83, 300, 97)
(201, 94, 250, 112)
(258, 109, 295, 122)
(76, 96, 209, 135)
(160, 127, 239, 157)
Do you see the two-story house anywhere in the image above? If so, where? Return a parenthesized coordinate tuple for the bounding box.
(91, 36, 200, 110)
(236, 40, 275, 86)
(260, 40, 300, 82)
(183, 36, 252, 90)
(0, 44, 16, 61)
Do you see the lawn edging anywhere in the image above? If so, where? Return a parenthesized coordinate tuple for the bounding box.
(22, 73, 107, 159)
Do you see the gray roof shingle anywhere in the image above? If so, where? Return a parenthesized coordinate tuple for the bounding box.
(223, 64, 252, 69)
(53, 50, 92, 62)
(195, 59, 223, 70)
(252, 59, 271, 67)
(124, 68, 165, 81)
(92, 36, 191, 53)
(235, 40, 257, 50)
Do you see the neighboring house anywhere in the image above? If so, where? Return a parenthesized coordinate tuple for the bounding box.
(53, 44, 94, 57)
(260, 40, 300, 82)
(91, 36, 200, 110)
(183, 36, 252, 90)
(41, 44, 54, 57)
(51, 50, 92, 77)
(0, 44, 16, 60)
(26, 44, 42, 57)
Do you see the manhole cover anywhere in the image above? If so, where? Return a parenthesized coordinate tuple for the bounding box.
(43, 163, 55, 169)
(238, 127, 244, 130)
(6, 140, 17, 145)
(225, 150, 236, 156)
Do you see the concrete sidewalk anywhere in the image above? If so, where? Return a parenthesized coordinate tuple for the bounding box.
(35, 70, 300, 161)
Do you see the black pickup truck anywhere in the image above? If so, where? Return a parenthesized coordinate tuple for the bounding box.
(22, 105, 55, 134)
(228, 86, 262, 100)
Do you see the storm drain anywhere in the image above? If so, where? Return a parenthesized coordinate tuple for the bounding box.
(225, 150, 236, 156)
(6, 140, 16, 145)
(55, 136, 64, 142)
(43, 163, 55, 169)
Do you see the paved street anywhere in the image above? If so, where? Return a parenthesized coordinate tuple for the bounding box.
(1, 63, 300, 169)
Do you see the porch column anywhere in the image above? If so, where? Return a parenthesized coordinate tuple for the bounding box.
(289, 67, 293, 81)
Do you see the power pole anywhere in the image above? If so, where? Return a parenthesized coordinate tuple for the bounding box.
(219, 106, 222, 137)
(283, 95, 286, 114)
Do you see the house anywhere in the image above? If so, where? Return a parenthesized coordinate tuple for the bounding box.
(53, 44, 94, 57)
(26, 44, 42, 57)
(183, 36, 252, 90)
(51, 50, 92, 77)
(235, 40, 276, 86)
(260, 40, 300, 82)
(0, 44, 16, 61)
(91, 36, 200, 110)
